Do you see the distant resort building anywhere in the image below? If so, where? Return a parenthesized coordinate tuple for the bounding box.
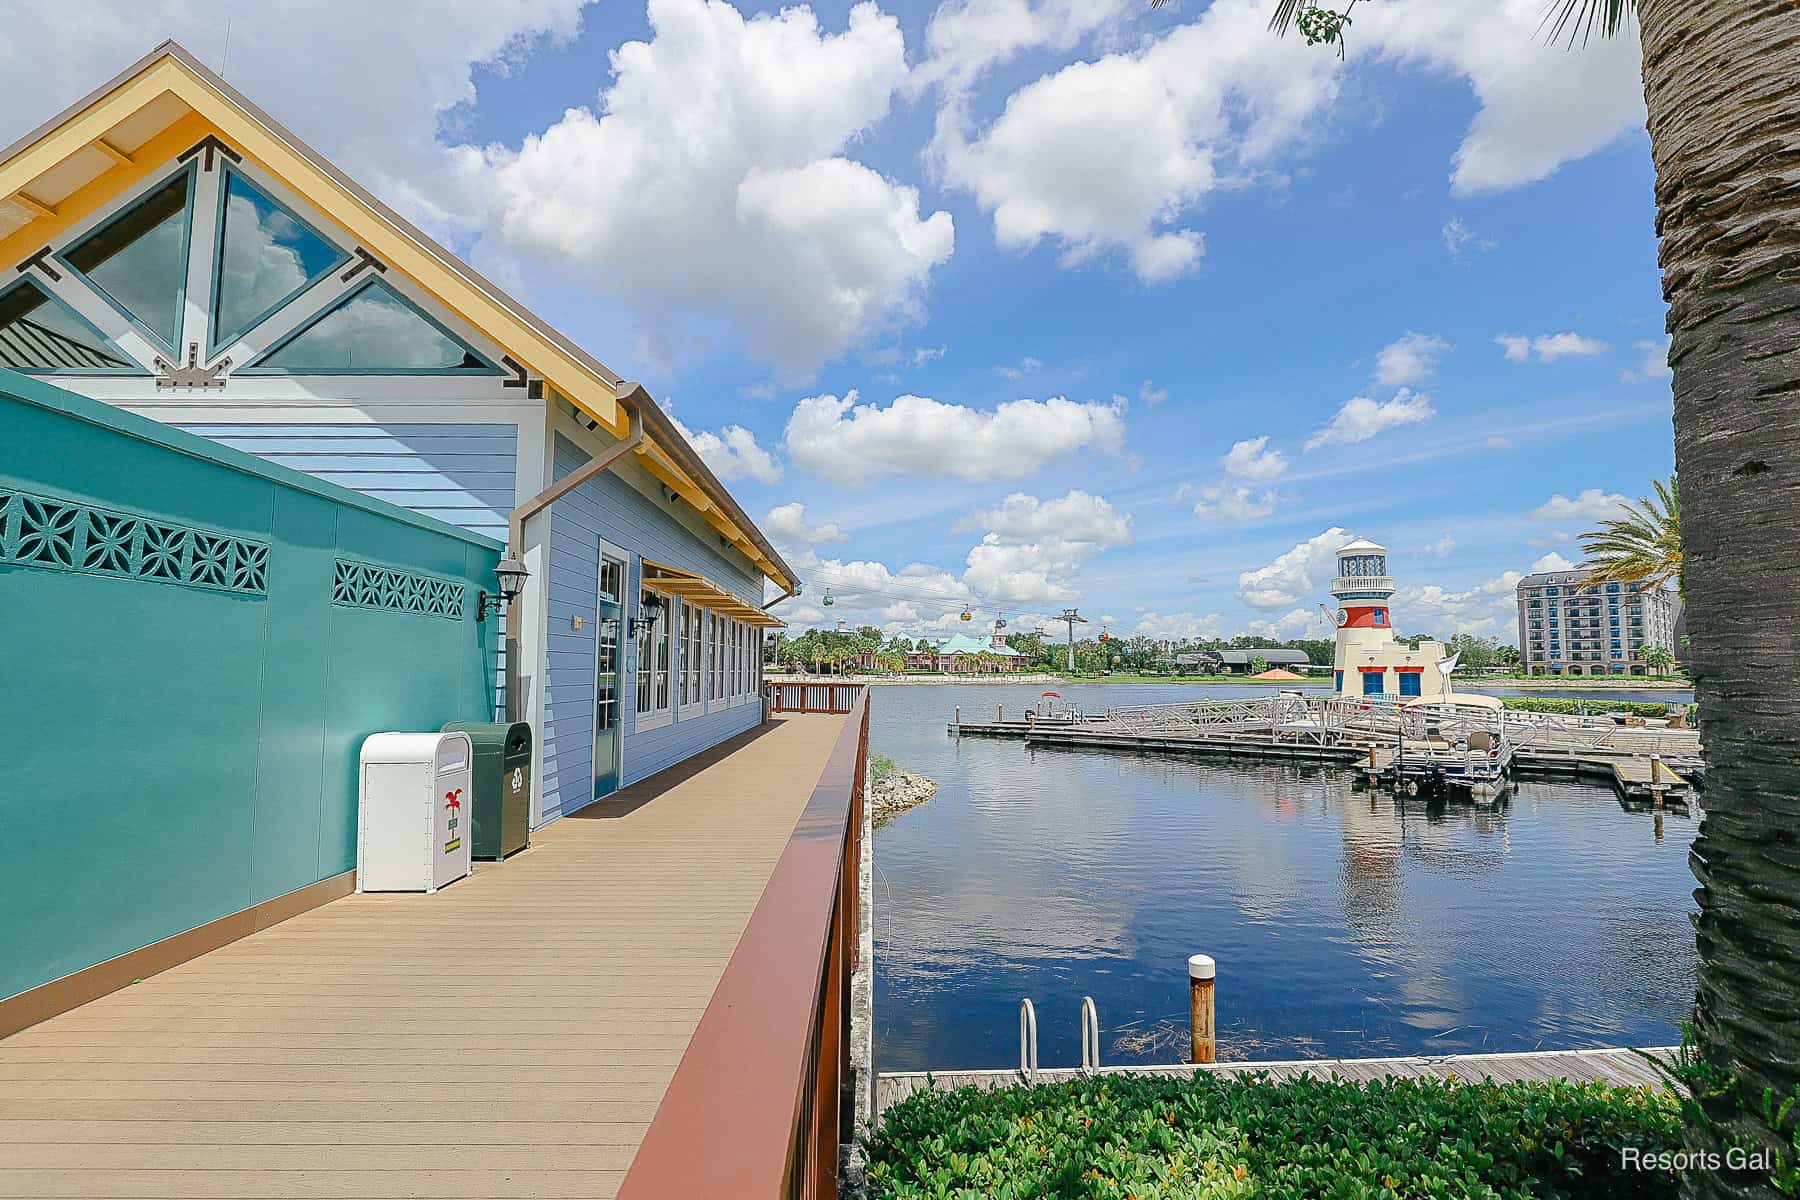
(1329, 538, 1476, 704)
(905, 632, 1025, 674)
(1179, 648, 1314, 676)
(1515, 567, 1680, 676)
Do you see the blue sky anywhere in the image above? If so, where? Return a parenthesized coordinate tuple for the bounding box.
(5, 0, 1674, 643)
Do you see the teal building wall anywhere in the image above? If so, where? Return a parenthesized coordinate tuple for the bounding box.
(0, 370, 500, 1003)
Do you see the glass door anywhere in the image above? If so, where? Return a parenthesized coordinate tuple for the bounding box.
(593, 548, 625, 799)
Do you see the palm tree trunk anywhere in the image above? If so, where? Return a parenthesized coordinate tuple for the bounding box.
(1641, 2, 1800, 1193)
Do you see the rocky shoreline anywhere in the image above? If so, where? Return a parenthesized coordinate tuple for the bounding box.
(871, 768, 938, 825)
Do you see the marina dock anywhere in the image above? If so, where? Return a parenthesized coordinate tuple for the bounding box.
(877, 1045, 1677, 1116)
(950, 694, 1700, 803)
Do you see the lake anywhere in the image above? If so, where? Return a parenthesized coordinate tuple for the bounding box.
(869, 682, 1699, 1073)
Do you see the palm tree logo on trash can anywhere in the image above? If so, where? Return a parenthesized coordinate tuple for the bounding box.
(443, 788, 463, 854)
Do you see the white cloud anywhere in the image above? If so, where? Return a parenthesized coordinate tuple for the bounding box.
(669, 415, 782, 484)
(1497, 331, 1609, 363)
(1139, 379, 1169, 407)
(472, 0, 953, 374)
(997, 355, 1043, 379)
(1534, 489, 1627, 521)
(1620, 335, 1673, 384)
(959, 490, 1133, 604)
(1391, 569, 1523, 637)
(1192, 483, 1280, 522)
(1354, 0, 1646, 196)
(1246, 607, 1325, 638)
(1531, 552, 1578, 573)
(1304, 389, 1436, 450)
(1423, 532, 1455, 559)
(935, 0, 1339, 282)
(1237, 527, 1348, 610)
(1221, 435, 1289, 481)
(1442, 217, 1496, 259)
(763, 501, 849, 549)
(924, 0, 1643, 285)
(1483, 435, 1512, 450)
(1374, 332, 1451, 387)
(1170, 482, 1195, 503)
(783, 390, 1126, 487)
(1130, 610, 1224, 641)
(956, 490, 1133, 546)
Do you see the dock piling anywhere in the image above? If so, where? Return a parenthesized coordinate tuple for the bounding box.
(1188, 954, 1216, 1065)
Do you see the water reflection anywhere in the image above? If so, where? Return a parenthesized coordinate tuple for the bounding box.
(870, 683, 1699, 1072)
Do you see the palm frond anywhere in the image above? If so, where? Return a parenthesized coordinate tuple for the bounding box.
(1578, 474, 1682, 594)
(1268, 0, 1308, 33)
(1541, 0, 1637, 48)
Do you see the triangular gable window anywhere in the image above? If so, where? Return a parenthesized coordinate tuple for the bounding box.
(211, 166, 348, 352)
(244, 279, 500, 374)
(0, 279, 139, 373)
(59, 167, 192, 352)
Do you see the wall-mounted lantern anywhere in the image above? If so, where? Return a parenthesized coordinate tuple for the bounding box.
(478, 556, 530, 620)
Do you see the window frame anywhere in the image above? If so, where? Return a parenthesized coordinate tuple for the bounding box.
(207, 161, 351, 356)
(237, 276, 506, 376)
(0, 277, 145, 376)
(678, 600, 704, 717)
(54, 161, 198, 358)
(634, 588, 673, 732)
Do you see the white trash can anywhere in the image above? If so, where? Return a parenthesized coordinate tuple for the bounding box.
(357, 731, 474, 893)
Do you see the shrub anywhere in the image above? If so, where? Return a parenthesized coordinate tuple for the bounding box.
(868, 1072, 1682, 1199)
(871, 754, 897, 786)
(1499, 697, 1677, 719)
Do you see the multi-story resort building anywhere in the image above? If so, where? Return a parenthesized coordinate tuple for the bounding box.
(1515, 568, 1679, 675)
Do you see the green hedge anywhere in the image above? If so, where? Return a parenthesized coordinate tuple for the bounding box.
(1499, 696, 1690, 720)
(869, 1072, 1682, 1199)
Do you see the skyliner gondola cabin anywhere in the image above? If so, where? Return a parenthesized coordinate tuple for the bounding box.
(0, 42, 797, 825)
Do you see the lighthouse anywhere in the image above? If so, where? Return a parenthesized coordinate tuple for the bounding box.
(1329, 537, 1461, 703)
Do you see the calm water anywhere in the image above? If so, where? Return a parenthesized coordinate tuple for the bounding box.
(870, 683, 1700, 1072)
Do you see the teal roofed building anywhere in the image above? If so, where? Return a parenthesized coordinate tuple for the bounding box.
(905, 631, 1025, 673)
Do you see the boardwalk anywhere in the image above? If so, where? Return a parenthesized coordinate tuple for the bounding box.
(878, 1046, 1678, 1116)
(0, 713, 847, 1200)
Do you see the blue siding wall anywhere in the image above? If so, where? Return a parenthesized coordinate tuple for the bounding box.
(174, 423, 517, 541)
(542, 433, 764, 821)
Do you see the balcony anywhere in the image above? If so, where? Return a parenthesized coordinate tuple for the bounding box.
(1331, 575, 1395, 594)
(0, 689, 870, 1200)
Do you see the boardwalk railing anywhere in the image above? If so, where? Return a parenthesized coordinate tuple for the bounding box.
(618, 687, 870, 1200)
(768, 679, 866, 714)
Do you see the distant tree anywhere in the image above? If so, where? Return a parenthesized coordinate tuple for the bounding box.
(1644, 646, 1676, 677)
(1293, 638, 1335, 665)
(1447, 634, 1497, 672)
(1250, 655, 1270, 675)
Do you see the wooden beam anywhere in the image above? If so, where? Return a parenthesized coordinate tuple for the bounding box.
(0, 111, 211, 273)
(8, 192, 55, 220)
(92, 137, 134, 166)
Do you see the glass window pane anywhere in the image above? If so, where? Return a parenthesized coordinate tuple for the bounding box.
(0, 280, 134, 371)
(63, 171, 190, 348)
(213, 169, 344, 348)
(253, 279, 495, 372)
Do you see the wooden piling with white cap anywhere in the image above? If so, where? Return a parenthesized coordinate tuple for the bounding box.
(1188, 954, 1216, 1065)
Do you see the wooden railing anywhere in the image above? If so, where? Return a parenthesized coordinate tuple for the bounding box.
(767, 680, 866, 715)
(617, 687, 869, 1199)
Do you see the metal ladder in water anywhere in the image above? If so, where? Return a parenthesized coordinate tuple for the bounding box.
(1017, 996, 1102, 1084)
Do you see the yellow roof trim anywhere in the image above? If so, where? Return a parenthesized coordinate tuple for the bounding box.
(0, 52, 621, 436)
(0, 110, 212, 273)
(641, 561, 785, 628)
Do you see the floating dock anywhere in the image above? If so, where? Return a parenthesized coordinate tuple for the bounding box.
(950, 695, 1699, 804)
(877, 1045, 1676, 1115)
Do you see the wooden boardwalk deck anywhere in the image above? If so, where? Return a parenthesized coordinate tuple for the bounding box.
(878, 1046, 1677, 1115)
(0, 713, 847, 1200)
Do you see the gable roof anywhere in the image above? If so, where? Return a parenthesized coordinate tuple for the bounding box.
(0, 41, 796, 593)
(928, 633, 1021, 657)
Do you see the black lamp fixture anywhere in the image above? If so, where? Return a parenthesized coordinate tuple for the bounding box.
(478, 556, 530, 620)
(630, 591, 667, 639)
